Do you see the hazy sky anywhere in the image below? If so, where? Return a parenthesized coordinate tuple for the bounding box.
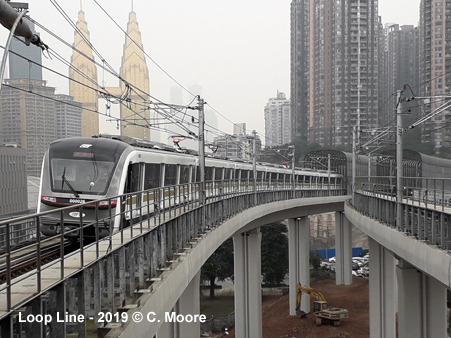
(0, 0, 420, 144)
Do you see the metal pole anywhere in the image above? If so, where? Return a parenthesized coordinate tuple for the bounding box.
(0, 7, 28, 89)
(352, 126, 357, 204)
(396, 89, 403, 230)
(198, 97, 206, 230)
(327, 153, 331, 195)
(291, 146, 295, 191)
(252, 130, 257, 204)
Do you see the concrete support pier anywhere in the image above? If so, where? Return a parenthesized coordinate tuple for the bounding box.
(397, 259, 447, 338)
(288, 217, 310, 315)
(335, 212, 352, 285)
(369, 238, 396, 338)
(156, 272, 201, 338)
(233, 228, 262, 338)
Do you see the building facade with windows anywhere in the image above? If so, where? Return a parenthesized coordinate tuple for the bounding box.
(264, 91, 292, 147)
(290, 0, 380, 148)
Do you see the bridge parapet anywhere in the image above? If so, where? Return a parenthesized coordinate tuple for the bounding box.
(0, 180, 346, 337)
(352, 176, 451, 251)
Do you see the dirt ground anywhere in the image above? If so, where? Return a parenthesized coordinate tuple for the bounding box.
(227, 277, 369, 338)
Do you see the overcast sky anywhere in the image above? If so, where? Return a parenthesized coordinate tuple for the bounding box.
(1, 0, 420, 144)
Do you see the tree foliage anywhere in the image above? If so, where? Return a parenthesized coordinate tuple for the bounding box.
(201, 238, 234, 298)
(201, 222, 290, 297)
(261, 222, 289, 285)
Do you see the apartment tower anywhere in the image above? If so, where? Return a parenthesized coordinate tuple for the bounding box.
(290, 0, 380, 148)
(264, 91, 292, 147)
(419, 0, 451, 154)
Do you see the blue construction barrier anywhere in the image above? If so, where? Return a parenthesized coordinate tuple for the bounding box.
(315, 247, 363, 259)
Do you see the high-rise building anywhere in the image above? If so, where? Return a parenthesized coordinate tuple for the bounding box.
(290, 0, 380, 148)
(234, 123, 246, 136)
(69, 8, 99, 138)
(69, 6, 151, 140)
(380, 24, 419, 128)
(264, 91, 291, 147)
(9, 18, 42, 81)
(54, 94, 83, 140)
(119, 10, 150, 140)
(419, 0, 451, 154)
(290, 0, 310, 143)
(0, 146, 27, 216)
(0, 79, 56, 176)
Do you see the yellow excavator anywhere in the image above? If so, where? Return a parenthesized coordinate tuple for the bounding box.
(295, 283, 349, 326)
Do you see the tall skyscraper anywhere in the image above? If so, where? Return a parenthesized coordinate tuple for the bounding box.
(380, 24, 419, 128)
(119, 10, 150, 140)
(419, 0, 451, 154)
(9, 18, 42, 81)
(264, 91, 291, 147)
(69, 8, 99, 137)
(290, 0, 380, 148)
(69, 5, 151, 140)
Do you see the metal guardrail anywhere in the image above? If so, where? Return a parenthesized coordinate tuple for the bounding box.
(0, 179, 346, 321)
(352, 176, 451, 250)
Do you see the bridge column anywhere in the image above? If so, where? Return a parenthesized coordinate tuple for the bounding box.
(156, 272, 201, 338)
(175, 271, 201, 337)
(233, 228, 262, 338)
(288, 217, 310, 315)
(397, 259, 447, 338)
(335, 212, 352, 285)
(369, 238, 396, 338)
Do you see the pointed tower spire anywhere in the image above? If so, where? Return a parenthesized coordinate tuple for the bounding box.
(119, 9, 150, 140)
(69, 8, 99, 137)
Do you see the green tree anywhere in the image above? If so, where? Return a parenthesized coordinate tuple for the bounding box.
(201, 238, 234, 299)
(261, 222, 289, 285)
(309, 250, 322, 271)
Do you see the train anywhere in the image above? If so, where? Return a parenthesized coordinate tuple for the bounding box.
(304, 149, 451, 200)
(37, 135, 344, 240)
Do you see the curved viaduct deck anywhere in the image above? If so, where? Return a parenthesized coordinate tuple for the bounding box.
(106, 195, 349, 337)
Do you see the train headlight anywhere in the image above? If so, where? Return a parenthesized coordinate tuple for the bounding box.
(41, 196, 57, 203)
(98, 200, 117, 207)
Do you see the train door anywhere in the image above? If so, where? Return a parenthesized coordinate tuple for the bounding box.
(124, 162, 143, 222)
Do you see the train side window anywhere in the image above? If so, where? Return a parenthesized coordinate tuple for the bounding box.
(241, 170, 249, 181)
(180, 165, 190, 184)
(205, 167, 214, 181)
(144, 163, 161, 189)
(164, 164, 177, 186)
(215, 167, 223, 181)
(195, 166, 200, 182)
(225, 168, 232, 180)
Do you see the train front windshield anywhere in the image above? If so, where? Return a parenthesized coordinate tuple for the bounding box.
(51, 158, 115, 195)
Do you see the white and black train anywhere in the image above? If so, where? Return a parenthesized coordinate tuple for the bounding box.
(38, 135, 344, 239)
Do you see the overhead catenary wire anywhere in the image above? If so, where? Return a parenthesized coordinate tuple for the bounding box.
(9, 3, 269, 155)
